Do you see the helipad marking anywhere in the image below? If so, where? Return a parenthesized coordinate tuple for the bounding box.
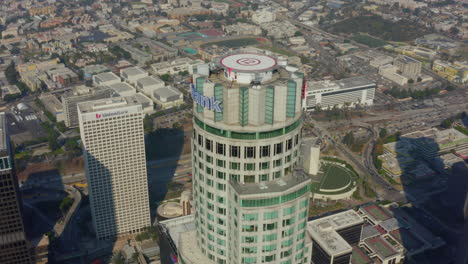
(236, 58, 261, 66)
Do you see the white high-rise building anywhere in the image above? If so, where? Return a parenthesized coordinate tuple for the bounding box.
(78, 97, 150, 240)
(160, 53, 312, 264)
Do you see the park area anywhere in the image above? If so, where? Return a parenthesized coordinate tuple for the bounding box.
(311, 162, 357, 195)
(201, 37, 268, 49)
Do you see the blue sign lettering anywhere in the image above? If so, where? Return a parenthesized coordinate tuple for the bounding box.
(191, 83, 222, 112)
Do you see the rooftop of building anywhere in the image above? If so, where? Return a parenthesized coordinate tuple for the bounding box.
(395, 55, 419, 64)
(307, 210, 363, 256)
(0, 113, 6, 154)
(402, 128, 467, 148)
(351, 246, 373, 264)
(306, 76, 375, 92)
(94, 71, 120, 82)
(230, 169, 310, 197)
(360, 204, 392, 223)
(218, 53, 278, 73)
(153, 86, 182, 100)
(108, 82, 136, 93)
(159, 215, 196, 248)
(120, 66, 147, 77)
(363, 236, 399, 259)
(136, 76, 165, 87)
(78, 96, 138, 114)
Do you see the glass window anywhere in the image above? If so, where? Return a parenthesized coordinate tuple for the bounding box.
(230, 145, 240, 158)
(244, 175, 255, 183)
(198, 135, 203, 146)
(205, 139, 213, 151)
(274, 143, 283, 155)
(286, 138, 293, 150)
(244, 146, 256, 158)
(260, 145, 270, 157)
(217, 171, 225, 180)
(216, 143, 225, 155)
(230, 162, 240, 170)
(217, 159, 225, 168)
(263, 211, 278, 220)
(260, 174, 269, 182)
(263, 223, 277, 231)
(260, 162, 269, 170)
(274, 159, 282, 167)
(263, 233, 277, 242)
(244, 163, 255, 171)
(242, 213, 258, 221)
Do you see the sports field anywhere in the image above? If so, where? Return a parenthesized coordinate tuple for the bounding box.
(319, 164, 353, 191)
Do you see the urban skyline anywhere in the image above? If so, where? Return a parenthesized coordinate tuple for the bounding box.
(0, 0, 467, 263)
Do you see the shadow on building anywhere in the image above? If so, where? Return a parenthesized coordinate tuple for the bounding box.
(379, 132, 468, 264)
(145, 127, 186, 222)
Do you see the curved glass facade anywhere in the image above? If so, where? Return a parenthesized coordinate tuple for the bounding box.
(187, 53, 311, 264)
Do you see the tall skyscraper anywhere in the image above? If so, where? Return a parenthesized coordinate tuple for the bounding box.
(164, 53, 312, 264)
(0, 113, 32, 264)
(78, 97, 150, 240)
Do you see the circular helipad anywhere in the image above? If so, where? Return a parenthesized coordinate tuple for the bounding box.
(219, 53, 277, 72)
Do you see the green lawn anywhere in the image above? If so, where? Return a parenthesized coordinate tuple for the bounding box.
(320, 164, 353, 190)
(201, 38, 260, 48)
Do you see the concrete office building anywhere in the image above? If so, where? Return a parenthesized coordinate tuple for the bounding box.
(393, 55, 422, 80)
(151, 86, 184, 109)
(120, 66, 148, 85)
(307, 210, 364, 264)
(301, 138, 320, 175)
(78, 97, 151, 240)
(62, 86, 114, 128)
(0, 113, 32, 264)
(304, 76, 375, 110)
(160, 53, 312, 264)
(93, 72, 121, 86)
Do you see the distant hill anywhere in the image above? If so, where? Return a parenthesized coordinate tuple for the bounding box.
(330, 15, 428, 42)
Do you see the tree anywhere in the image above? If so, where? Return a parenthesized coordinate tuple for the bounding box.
(449, 26, 460, 35)
(160, 73, 172, 82)
(294, 31, 303, 37)
(342, 132, 355, 146)
(59, 197, 74, 213)
(379, 128, 388, 138)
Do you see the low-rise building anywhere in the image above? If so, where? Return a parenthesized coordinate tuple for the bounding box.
(1, 85, 21, 100)
(120, 66, 148, 85)
(393, 55, 422, 80)
(136, 76, 165, 95)
(307, 210, 364, 264)
(432, 60, 467, 84)
(121, 44, 153, 66)
(223, 23, 262, 36)
(304, 76, 376, 110)
(151, 86, 183, 109)
(108, 82, 137, 97)
(379, 64, 409, 86)
(39, 93, 65, 122)
(151, 58, 204, 75)
(125, 93, 154, 114)
(81, 64, 110, 80)
(369, 55, 394, 68)
(93, 72, 121, 86)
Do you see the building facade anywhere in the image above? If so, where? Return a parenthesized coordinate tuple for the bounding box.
(175, 53, 312, 264)
(62, 86, 114, 128)
(0, 113, 32, 264)
(78, 97, 151, 240)
(304, 76, 375, 110)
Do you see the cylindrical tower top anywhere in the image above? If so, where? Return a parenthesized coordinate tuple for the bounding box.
(192, 52, 304, 132)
